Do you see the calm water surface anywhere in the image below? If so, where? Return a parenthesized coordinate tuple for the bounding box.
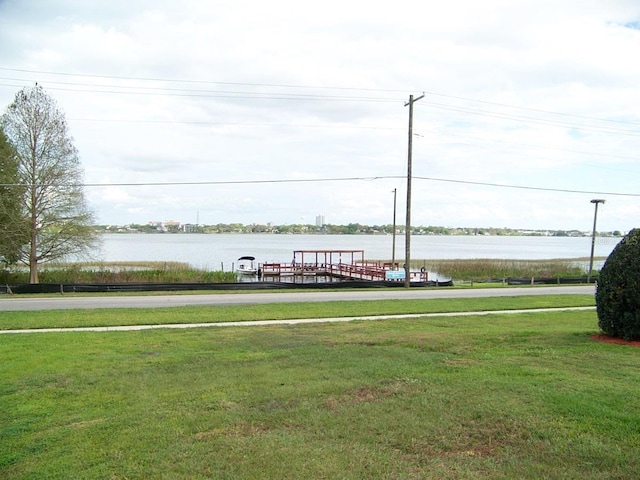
(94, 234, 619, 271)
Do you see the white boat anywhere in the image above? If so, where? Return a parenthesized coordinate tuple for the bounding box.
(236, 256, 258, 275)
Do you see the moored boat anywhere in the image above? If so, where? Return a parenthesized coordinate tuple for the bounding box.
(236, 256, 258, 275)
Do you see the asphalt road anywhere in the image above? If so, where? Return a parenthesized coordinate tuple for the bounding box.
(0, 285, 595, 311)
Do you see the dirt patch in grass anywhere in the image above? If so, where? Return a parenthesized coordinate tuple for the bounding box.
(592, 334, 640, 348)
(443, 358, 477, 366)
(323, 381, 413, 411)
(228, 421, 280, 438)
(67, 419, 105, 429)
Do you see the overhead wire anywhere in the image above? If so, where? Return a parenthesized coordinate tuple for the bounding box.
(422, 129, 640, 163)
(68, 118, 400, 130)
(0, 66, 410, 93)
(2, 67, 637, 128)
(1, 66, 639, 200)
(420, 102, 640, 137)
(3, 67, 637, 129)
(412, 176, 640, 197)
(1, 68, 637, 134)
(2, 175, 639, 197)
(421, 89, 640, 127)
(0, 80, 400, 102)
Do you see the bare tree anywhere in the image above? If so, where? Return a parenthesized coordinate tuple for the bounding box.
(2, 84, 99, 283)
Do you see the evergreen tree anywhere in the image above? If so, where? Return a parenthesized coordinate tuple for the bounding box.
(596, 228, 640, 340)
(0, 128, 25, 264)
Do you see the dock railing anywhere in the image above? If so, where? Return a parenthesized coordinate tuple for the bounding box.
(261, 261, 427, 282)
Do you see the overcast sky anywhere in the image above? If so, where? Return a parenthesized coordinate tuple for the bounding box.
(1, 0, 639, 232)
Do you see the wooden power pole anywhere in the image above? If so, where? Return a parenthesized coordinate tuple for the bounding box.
(404, 93, 424, 288)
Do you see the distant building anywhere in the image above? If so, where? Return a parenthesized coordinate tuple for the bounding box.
(164, 220, 180, 229)
(147, 220, 164, 231)
(147, 220, 182, 232)
(316, 214, 325, 227)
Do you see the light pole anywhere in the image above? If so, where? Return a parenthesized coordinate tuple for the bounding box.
(392, 188, 397, 270)
(588, 199, 605, 283)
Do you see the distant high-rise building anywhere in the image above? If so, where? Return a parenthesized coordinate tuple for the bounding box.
(316, 214, 325, 227)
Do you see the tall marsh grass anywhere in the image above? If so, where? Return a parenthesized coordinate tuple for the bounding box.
(0, 261, 237, 284)
(411, 257, 599, 282)
(1, 258, 604, 284)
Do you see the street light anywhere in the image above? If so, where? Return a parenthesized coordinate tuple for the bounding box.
(588, 199, 605, 283)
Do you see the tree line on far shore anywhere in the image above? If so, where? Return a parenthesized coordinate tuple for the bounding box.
(96, 223, 623, 237)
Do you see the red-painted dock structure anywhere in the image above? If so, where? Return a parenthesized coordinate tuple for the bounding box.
(260, 249, 428, 283)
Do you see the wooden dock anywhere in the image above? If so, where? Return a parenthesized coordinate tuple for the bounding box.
(260, 249, 427, 283)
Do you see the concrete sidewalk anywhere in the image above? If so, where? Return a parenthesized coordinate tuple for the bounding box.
(0, 306, 595, 334)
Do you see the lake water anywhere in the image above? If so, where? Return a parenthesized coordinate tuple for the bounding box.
(93, 234, 619, 272)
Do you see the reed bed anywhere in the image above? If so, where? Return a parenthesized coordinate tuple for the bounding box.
(0, 261, 237, 284)
(410, 257, 601, 282)
(1, 258, 605, 284)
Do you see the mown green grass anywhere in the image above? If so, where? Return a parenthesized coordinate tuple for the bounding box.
(0, 294, 595, 330)
(2, 297, 640, 479)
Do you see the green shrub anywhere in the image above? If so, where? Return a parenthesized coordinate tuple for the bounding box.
(596, 228, 640, 340)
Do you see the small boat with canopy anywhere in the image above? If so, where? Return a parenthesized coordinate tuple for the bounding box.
(236, 256, 258, 275)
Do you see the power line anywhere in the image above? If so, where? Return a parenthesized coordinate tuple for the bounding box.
(65, 118, 640, 164)
(413, 176, 640, 197)
(0, 67, 409, 95)
(3, 67, 638, 129)
(422, 89, 640, 127)
(67, 118, 401, 131)
(0, 176, 391, 188)
(0, 81, 399, 103)
(4, 81, 635, 138)
(0, 76, 398, 101)
(3, 82, 635, 142)
(4, 69, 639, 142)
(3, 67, 638, 173)
(2, 175, 639, 197)
(421, 101, 640, 137)
(424, 129, 640, 162)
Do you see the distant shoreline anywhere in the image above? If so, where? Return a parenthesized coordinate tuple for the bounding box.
(95, 227, 623, 238)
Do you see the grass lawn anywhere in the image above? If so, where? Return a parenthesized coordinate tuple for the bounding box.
(0, 293, 595, 330)
(2, 296, 639, 479)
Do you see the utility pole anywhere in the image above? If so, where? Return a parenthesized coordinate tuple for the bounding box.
(392, 188, 397, 270)
(404, 93, 424, 288)
(588, 199, 605, 283)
